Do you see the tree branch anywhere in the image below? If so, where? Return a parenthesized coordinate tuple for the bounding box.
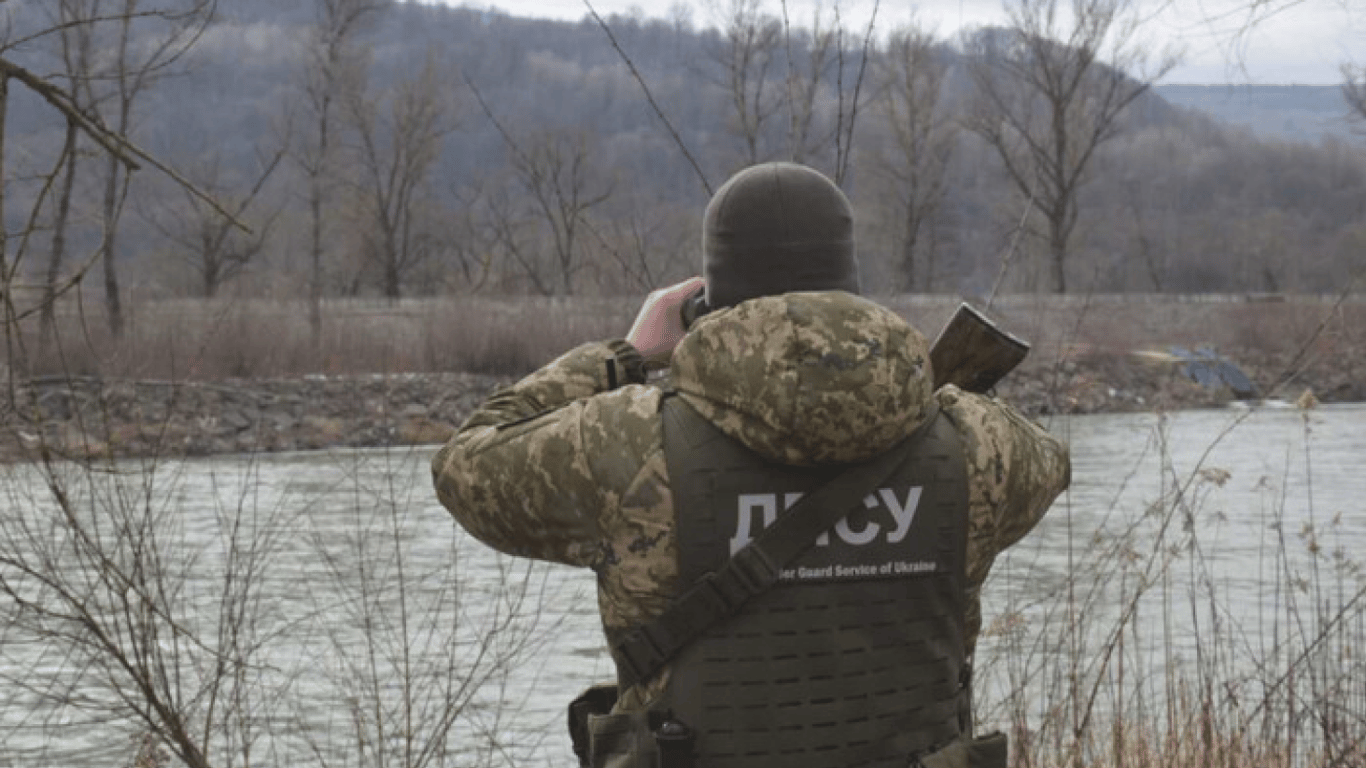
(582, 0, 712, 196)
(0, 56, 253, 235)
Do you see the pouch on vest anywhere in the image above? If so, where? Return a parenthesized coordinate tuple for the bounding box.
(569, 683, 619, 767)
(571, 685, 698, 768)
(584, 708, 697, 768)
(585, 709, 657, 768)
(915, 732, 1009, 768)
(968, 732, 1009, 768)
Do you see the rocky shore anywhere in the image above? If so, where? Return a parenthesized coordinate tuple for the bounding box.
(1, 345, 1358, 462)
(1, 373, 503, 462)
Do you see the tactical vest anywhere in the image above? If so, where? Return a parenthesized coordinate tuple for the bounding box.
(642, 396, 971, 768)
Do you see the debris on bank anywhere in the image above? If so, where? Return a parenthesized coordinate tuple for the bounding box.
(1165, 346, 1258, 400)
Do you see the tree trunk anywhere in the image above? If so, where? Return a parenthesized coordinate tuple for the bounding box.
(203, 247, 220, 298)
(0, 75, 9, 308)
(102, 153, 124, 337)
(900, 200, 922, 292)
(1050, 220, 1068, 294)
(41, 122, 79, 349)
(385, 241, 401, 299)
(309, 99, 330, 344)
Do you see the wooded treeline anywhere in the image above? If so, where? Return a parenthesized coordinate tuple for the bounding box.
(3, 0, 1365, 336)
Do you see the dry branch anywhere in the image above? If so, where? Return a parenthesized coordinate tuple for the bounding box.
(0, 56, 252, 235)
(582, 0, 713, 196)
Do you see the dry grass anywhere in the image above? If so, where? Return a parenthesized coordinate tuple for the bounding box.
(975, 408, 1366, 768)
(889, 294, 1364, 364)
(13, 293, 1363, 386)
(18, 295, 638, 380)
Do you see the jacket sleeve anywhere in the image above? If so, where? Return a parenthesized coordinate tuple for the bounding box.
(938, 386, 1071, 648)
(430, 340, 647, 567)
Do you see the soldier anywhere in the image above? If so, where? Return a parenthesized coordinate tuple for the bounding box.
(431, 162, 1069, 768)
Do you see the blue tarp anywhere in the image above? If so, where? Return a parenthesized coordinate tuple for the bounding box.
(1169, 346, 1258, 399)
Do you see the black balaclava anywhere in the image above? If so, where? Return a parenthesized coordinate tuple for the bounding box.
(702, 162, 860, 311)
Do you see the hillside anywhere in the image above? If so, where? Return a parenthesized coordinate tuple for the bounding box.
(1, 0, 1364, 308)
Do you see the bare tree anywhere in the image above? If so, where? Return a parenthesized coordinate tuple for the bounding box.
(965, 0, 1175, 293)
(38, 122, 81, 349)
(437, 183, 498, 293)
(341, 53, 451, 300)
(589, 203, 693, 293)
(476, 131, 614, 297)
(0, 0, 231, 378)
(828, 6, 878, 186)
(466, 76, 613, 296)
(875, 22, 957, 292)
(0, 453, 299, 768)
(482, 184, 553, 296)
(39, 0, 101, 349)
(711, 0, 784, 165)
(0, 16, 282, 760)
(781, 17, 837, 165)
(81, 0, 216, 335)
(712, 0, 877, 181)
(296, 0, 384, 335)
(142, 144, 286, 297)
(510, 130, 614, 296)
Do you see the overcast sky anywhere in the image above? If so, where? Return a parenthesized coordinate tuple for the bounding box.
(422, 0, 1362, 85)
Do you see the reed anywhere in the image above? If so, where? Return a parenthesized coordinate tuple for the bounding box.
(974, 408, 1366, 768)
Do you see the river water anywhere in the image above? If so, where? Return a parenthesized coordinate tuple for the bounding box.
(1, 404, 1363, 767)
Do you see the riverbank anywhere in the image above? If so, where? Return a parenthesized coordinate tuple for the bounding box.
(4, 294, 1359, 460)
(1, 341, 1356, 461)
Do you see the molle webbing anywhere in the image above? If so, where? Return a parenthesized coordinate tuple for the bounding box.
(613, 404, 934, 690)
(668, 583, 965, 767)
(658, 397, 970, 768)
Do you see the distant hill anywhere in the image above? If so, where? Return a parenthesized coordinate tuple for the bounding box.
(1155, 84, 1365, 144)
(4, 0, 1365, 299)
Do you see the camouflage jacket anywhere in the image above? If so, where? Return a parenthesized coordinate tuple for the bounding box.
(432, 291, 1070, 709)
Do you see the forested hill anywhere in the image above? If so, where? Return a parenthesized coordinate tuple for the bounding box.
(5, 0, 1365, 302)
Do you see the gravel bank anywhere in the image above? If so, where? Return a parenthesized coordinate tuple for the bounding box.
(1, 344, 1357, 462)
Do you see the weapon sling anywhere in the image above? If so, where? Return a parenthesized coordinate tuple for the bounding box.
(612, 402, 942, 689)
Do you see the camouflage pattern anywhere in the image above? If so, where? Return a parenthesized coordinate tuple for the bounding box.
(670, 292, 933, 465)
(432, 291, 1070, 708)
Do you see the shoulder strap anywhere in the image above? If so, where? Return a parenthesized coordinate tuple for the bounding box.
(613, 401, 942, 689)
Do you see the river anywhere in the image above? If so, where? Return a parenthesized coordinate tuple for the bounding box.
(0, 404, 1363, 767)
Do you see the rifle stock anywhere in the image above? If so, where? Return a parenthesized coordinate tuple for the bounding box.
(929, 303, 1029, 394)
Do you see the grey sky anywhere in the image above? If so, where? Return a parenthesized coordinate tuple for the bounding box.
(424, 0, 1362, 84)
